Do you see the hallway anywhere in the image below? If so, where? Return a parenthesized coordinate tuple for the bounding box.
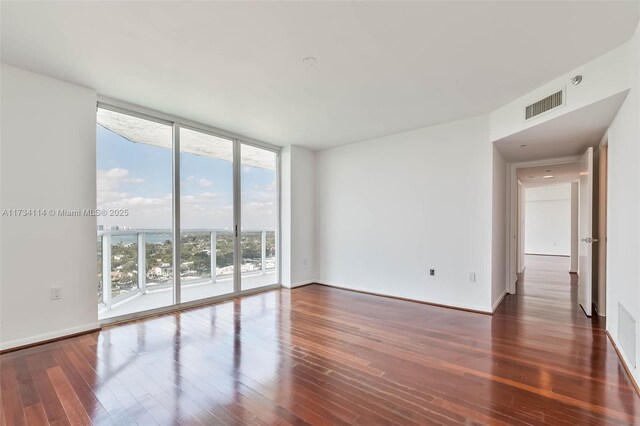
(1, 255, 639, 424)
(502, 254, 594, 326)
(493, 254, 639, 422)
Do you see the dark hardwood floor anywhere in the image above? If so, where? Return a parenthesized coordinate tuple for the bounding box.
(1, 255, 639, 425)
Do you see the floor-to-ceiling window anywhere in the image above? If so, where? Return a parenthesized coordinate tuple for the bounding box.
(96, 104, 279, 321)
(97, 108, 174, 319)
(179, 127, 235, 303)
(240, 144, 278, 290)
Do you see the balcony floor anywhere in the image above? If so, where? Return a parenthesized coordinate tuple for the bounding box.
(99, 271, 277, 320)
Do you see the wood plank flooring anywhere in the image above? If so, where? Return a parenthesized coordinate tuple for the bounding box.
(1, 255, 639, 425)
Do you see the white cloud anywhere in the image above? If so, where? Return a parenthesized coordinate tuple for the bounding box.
(97, 167, 276, 230)
(104, 168, 129, 179)
(97, 168, 170, 228)
(97, 168, 144, 194)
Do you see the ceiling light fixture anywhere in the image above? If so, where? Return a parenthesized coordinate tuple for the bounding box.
(571, 75, 583, 85)
(302, 56, 317, 66)
(543, 175, 554, 179)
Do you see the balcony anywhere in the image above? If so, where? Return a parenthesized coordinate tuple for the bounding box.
(97, 229, 277, 320)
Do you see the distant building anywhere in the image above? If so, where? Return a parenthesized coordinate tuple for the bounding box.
(147, 263, 173, 280)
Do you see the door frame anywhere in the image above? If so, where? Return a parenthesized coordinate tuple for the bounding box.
(596, 138, 608, 316)
(516, 178, 524, 274)
(505, 155, 580, 295)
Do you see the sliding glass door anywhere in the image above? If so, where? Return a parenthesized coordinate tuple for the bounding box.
(180, 127, 235, 303)
(96, 104, 279, 321)
(240, 144, 279, 290)
(96, 108, 174, 319)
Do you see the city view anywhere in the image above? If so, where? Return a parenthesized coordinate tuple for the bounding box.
(97, 230, 276, 303)
(97, 108, 278, 317)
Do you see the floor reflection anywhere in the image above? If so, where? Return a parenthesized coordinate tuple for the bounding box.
(489, 255, 637, 424)
(3, 258, 639, 424)
(90, 291, 284, 423)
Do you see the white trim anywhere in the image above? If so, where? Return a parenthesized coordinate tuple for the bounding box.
(492, 290, 508, 312)
(316, 281, 493, 313)
(172, 121, 181, 304)
(0, 322, 101, 351)
(233, 140, 241, 294)
(599, 131, 609, 149)
(286, 280, 315, 289)
(607, 331, 640, 391)
(276, 151, 282, 287)
(506, 155, 581, 295)
(596, 135, 608, 317)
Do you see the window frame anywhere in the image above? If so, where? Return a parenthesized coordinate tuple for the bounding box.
(97, 97, 282, 325)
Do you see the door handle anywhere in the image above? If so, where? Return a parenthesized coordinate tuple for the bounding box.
(581, 237, 599, 243)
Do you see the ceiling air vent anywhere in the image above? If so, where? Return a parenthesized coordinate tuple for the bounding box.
(525, 89, 564, 120)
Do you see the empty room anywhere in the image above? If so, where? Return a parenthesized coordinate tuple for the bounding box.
(2, 1, 640, 424)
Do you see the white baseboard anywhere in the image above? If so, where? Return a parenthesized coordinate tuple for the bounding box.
(282, 280, 315, 289)
(606, 329, 640, 395)
(0, 322, 101, 351)
(492, 290, 508, 312)
(316, 280, 492, 314)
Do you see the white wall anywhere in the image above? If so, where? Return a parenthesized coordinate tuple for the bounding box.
(524, 184, 572, 256)
(315, 115, 494, 312)
(281, 145, 315, 288)
(281, 147, 293, 286)
(0, 65, 99, 350)
(491, 146, 507, 310)
(606, 21, 640, 386)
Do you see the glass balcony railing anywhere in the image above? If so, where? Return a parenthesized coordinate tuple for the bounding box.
(97, 229, 276, 312)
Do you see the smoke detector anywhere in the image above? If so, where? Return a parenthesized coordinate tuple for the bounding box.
(302, 57, 317, 67)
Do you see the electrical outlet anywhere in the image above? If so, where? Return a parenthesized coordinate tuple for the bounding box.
(469, 272, 476, 283)
(50, 287, 62, 300)
(429, 268, 435, 277)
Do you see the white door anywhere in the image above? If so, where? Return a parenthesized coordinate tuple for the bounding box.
(578, 147, 594, 317)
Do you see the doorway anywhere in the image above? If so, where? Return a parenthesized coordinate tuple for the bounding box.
(514, 161, 580, 275)
(508, 147, 608, 318)
(523, 184, 573, 259)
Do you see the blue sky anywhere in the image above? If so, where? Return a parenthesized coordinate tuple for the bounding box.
(97, 126, 276, 230)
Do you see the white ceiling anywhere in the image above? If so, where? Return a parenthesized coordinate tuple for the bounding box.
(2, 1, 638, 150)
(493, 91, 628, 162)
(517, 162, 581, 188)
